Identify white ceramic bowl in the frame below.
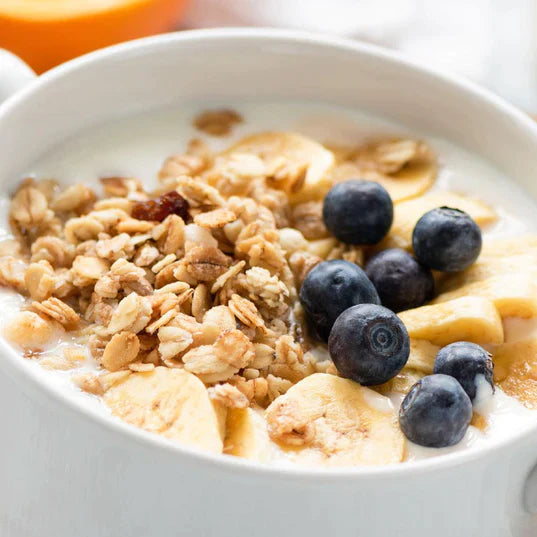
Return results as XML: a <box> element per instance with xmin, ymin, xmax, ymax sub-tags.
<box><xmin>1</xmin><ymin>29</ymin><xmax>537</xmax><ymax>537</ymax></box>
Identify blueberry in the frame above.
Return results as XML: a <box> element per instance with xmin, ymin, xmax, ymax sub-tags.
<box><xmin>433</xmin><ymin>341</ymin><xmax>494</xmax><ymax>402</ymax></box>
<box><xmin>299</xmin><ymin>260</ymin><xmax>380</xmax><ymax>341</ymax></box>
<box><xmin>399</xmin><ymin>374</ymin><xmax>472</xmax><ymax>448</ymax></box>
<box><xmin>412</xmin><ymin>207</ymin><xmax>482</xmax><ymax>272</ymax></box>
<box><xmin>365</xmin><ymin>248</ymin><xmax>434</xmax><ymax>312</ymax></box>
<box><xmin>328</xmin><ymin>303</ymin><xmax>410</xmax><ymax>385</ymax></box>
<box><xmin>322</xmin><ymin>180</ymin><xmax>393</xmax><ymax>245</ymax></box>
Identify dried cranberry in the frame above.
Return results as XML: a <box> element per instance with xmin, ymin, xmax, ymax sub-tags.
<box><xmin>132</xmin><ymin>191</ymin><xmax>190</xmax><ymax>222</ymax></box>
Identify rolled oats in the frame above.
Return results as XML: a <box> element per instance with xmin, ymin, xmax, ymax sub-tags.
<box><xmin>228</xmin><ymin>293</ymin><xmax>267</xmax><ymax>333</ymax></box>
<box><xmin>32</xmin><ymin>297</ymin><xmax>79</xmax><ymax>329</ymax></box>
<box><xmin>24</xmin><ymin>260</ymin><xmax>56</xmax><ymax>301</ymax></box>
<box><xmin>107</xmin><ymin>293</ymin><xmax>152</xmax><ymax>334</ymax></box>
<box><xmin>101</xmin><ymin>331</ymin><xmax>140</xmax><ymax>371</ymax></box>
<box><xmin>194</xmin><ymin>208</ymin><xmax>237</xmax><ymax>229</ymax></box>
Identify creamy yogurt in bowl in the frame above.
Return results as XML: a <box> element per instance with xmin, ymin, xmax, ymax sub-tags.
<box><xmin>1</xmin><ymin>99</ymin><xmax>537</xmax><ymax>466</ymax></box>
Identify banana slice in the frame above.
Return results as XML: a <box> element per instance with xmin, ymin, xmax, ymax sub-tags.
<box><xmin>375</xmin><ymin>367</ymin><xmax>425</xmax><ymax>396</ymax></box>
<box><xmin>104</xmin><ymin>367</ymin><xmax>224</xmax><ymax>454</ymax></box>
<box><xmin>224</xmin><ymin>407</ymin><xmax>274</xmax><ymax>463</ymax></box>
<box><xmin>440</xmin><ymin>254</ymin><xmax>537</xmax><ymax>293</ymax></box>
<box><xmin>405</xmin><ymin>339</ymin><xmax>440</xmax><ymax>374</ymax></box>
<box><xmin>264</xmin><ymin>373</ymin><xmax>404</xmax><ymax>467</ymax></box>
<box><xmin>398</xmin><ymin>296</ymin><xmax>504</xmax><ymax>346</ymax></box>
<box><xmin>480</xmin><ymin>235</ymin><xmax>537</xmax><ymax>258</ymax></box>
<box><xmin>433</xmin><ymin>274</ymin><xmax>537</xmax><ymax>319</ymax></box>
<box><xmin>379</xmin><ymin>191</ymin><xmax>497</xmax><ymax>251</ymax></box>
<box><xmin>222</xmin><ymin>132</ymin><xmax>335</xmax><ymax>203</ymax></box>
<box><xmin>494</xmin><ymin>338</ymin><xmax>537</xmax><ymax>409</ymax></box>
<box><xmin>331</xmin><ymin>139</ymin><xmax>437</xmax><ymax>203</ymax></box>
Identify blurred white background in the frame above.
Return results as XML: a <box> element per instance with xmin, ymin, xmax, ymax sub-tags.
<box><xmin>184</xmin><ymin>0</ymin><xmax>537</xmax><ymax>112</ymax></box>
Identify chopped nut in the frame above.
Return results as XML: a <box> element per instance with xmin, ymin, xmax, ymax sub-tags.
<box><xmin>184</xmin><ymin>246</ymin><xmax>230</xmax><ymax>281</ymax></box>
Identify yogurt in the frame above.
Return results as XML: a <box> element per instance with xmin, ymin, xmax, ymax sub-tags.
<box><xmin>2</xmin><ymin>99</ymin><xmax>536</xmax><ymax>462</ymax></box>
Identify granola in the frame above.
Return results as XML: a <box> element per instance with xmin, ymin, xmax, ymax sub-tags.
<box><xmin>7</xmin><ymin>118</ymin><xmax>509</xmax><ymax>467</ymax></box>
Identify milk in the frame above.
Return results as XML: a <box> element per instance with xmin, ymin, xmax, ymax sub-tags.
<box><xmin>2</xmin><ymin>99</ymin><xmax>536</xmax><ymax>462</ymax></box>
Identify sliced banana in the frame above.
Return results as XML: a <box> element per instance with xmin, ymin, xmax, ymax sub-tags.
<box><xmin>224</xmin><ymin>407</ymin><xmax>274</xmax><ymax>463</ymax></box>
<box><xmin>375</xmin><ymin>367</ymin><xmax>425</xmax><ymax>396</ymax></box>
<box><xmin>222</xmin><ymin>132</ymin><xmax>335</xmax><ymax>202</ymax></box>
<box><xmin>494</xmin><ymin>338</ymin><xmax>537</xmax><ymax>409</ymax></box>
<box><xmin>439</xmin><ymin>254</ymin><xmax>537</xmax><ymax>293</ymax></box>
<box><xmin>433</xmin><ymin>274</ymin><xmax>537</xmax><ymax>319</ymax></box>
<box><xmin>264</xmin><ymin>373</ymin><xmax>404</xmax><ymax>467</ymax></box>
<box><xmin>480</xmin><ymin>235</ymin><xmax>537</xmax><ymax>258</ymax></box>
<box><xmin>104</xmin><ymin>366</ymin><xmax>224</xmax><ymax>454</ymax></box>
<box><xmin>405</xmin><ymin>339</ymin><xmax>440</xmax><ymax>374</ymax></box>
<box><xmin>379</xmin><ymin>191</ymin><xmax>497</xmax><ymax>251</ymax></box>
<box><xmin>331</xmin><ymin>139</ymin><xmax>437</xmax><ymax>203</ymax></box>
<box><xmin>398</xmin><ymin>296</ymin><xmax>504</xmax><ymax>346</ymax></box>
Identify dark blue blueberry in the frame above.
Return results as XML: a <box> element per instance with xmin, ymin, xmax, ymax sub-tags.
<box><xmin>328</xmin><ymin>303</ymin><xmax>410</xmax><ymax>385</ymax></box>
<box><xmin>412</xmin><ymin>207</ymin><xmax>482</xmax><ymax>272</ymax></box>
<box><xmin>365</xmin><ymin>248</ymin><xmax>434</xmax><ymax>312</ymax></box>
<box><xmin>399</xmin><ymin>374</ymin><xmax>472</xmax><ymax>448</ymax></box>
<box><xmin>433</xmin><ymin>341</ymin><xmax>494</xmax><ymax>402</ymax></box>
<box><xmin>322</xmin><ymin>180</ymin><xmax>393</xmax><ymax>245</ymax></box>
<box><xmin>299</xmin><ymin>260</ymin><xmax>380</xmax><ymax>341</ymax></box>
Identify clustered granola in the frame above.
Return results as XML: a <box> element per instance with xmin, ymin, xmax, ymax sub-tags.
<box><xmin>0</xmin><ymin>124</ymin><xmax>434</xmax><ymax>415</ymax></box>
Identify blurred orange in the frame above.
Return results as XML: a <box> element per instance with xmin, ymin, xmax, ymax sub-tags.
<box><xmin>0</xmin><ymin>0</ymin><xmax>189</xmax><ymax>73</ymax></box>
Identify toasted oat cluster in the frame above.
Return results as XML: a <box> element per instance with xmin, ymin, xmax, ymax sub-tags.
<box><xmin>6</xmin><ymin>122</ymin><xmax>533</xmax><ymax>465</ymax></box>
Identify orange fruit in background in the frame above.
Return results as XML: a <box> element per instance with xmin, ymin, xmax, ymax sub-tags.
<box><xmin>0</xmin><ymin>0</ymin><xmax>189</xmax><ymax>73</ymax></box>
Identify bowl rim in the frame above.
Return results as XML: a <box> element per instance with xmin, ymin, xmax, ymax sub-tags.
<box><xmin>2</xmin><ymin>26</ymin><xmax>537</xmax><ymax>479</ymax></box>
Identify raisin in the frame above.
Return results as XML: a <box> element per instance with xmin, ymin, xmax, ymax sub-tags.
<box><xmin>132</xmin><ymin>191</ymin><xmax>190</xmax><ymax>222</ymax></box>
